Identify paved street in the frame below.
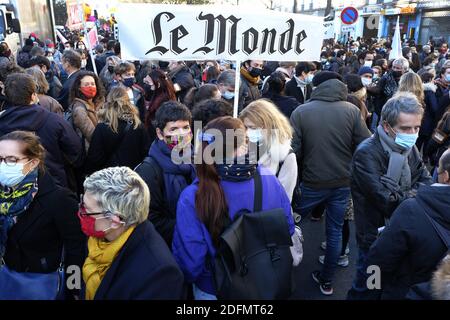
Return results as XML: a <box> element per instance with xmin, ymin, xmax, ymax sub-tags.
<box><xmin>291</xmin><ymin>217</ymin><xmax>358</xmax><ymax>300</ymax></box>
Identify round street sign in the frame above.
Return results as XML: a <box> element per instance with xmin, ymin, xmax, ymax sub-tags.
<box><xmin>341</xmin><ymin>7</ymin><xmax>359</xmax><ymax>25</ymax></box>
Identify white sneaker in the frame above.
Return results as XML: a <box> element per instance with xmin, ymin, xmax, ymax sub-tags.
<box><xmin>320</xmin><ymin>241</ymin><xmax>350</xmax><ymax>255</ymax></box>
<box><xmin>319</xmin><ymin>254</ymin><xmax>349</xmax><ymax>267</ymax></box>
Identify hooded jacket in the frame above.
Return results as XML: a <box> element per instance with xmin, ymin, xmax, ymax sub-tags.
<box><xmin>0</xmin><ymin>104</ymin><xmax>83</xmax><ymax>187</ymax></box>
<box><xmin>290</xmin><ymin>79</ymin><xmax>371</xmax><ymax>189</ymax></box>
<box><xmin>364</xmin><ymin>184</ymin><xmax>450</xmax><ymax>300</ymax></box>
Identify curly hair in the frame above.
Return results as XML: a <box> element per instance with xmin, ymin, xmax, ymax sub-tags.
<box><xmin>69</xmin><ymin>70</ymin><xmax>105</xmax><ymax>106</ymax></box>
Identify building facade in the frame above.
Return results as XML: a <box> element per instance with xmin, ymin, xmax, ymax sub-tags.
<box><xmin>295</xmin><ymin>0</ymin><xmax>450</xmax><ymax>45</ymax></box>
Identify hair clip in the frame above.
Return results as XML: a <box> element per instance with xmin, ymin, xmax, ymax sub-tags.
<box><xmin>199</xmin><ymin>132</ymin><xmax>215</xmax><ymax>144</ymax></box>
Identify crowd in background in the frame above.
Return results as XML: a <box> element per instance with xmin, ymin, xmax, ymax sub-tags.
<box><xmin>0</xmin><ymin>29</ymin><xmax>449</xmax><ymax>300</ymax></box>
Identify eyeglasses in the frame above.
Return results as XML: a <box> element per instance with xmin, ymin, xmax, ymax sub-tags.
<box><xmin>78</xmin><ymin>194</ymin><xmax>113</xmax><ymax>217</ymax></box>
<box><xmin>0</xmin><ymin>156</ymin><xmax>29</xmax><ymax>166</ymax></box>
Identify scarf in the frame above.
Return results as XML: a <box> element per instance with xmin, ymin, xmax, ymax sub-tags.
<box><xmin>294</xmin><ymin>76</ymin><xmax>307</xmax><ymax>100</ymax></box>
<box><xmin>0</xmin><ymin>169</ymin><xmax>39</xmax><ymax>258</ymax></box>
<box><xmin>240</xmin><ymin>67</ymin><xmax>260</xmax><ymax>85</ymax></box>
<box><xmin>258</xmin><ymin>139</ymin><xmax>292</xmax><ymax>175</ymax></box>
<box><xmin>83</xmin><ymin>226</ymin><xmax>135</xmax><ymax>300</ymax></box>
<box><xmin>215</xmin><ymin>154</ymin><xmax>257</xmax><ymax>182</ymax></box>
<box><xmin>149</xmin><ymin>140</ymin><xmax>195</xmax><ymax>214</ymax></box>
<box><xmin>383</xmin><ymin>72</ymin><xmax>399</xmax><ymax>99</ymax></box>
<box><xmin>377</xmin><ymin>125</ymin><xmax>412</xmax><ymax>191</ymax></box>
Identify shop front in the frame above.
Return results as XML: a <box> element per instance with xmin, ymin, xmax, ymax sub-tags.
<box><xmin>381</xmin><ymin>6</ymin><xmax>419</xmax><ymax>42</ymax></box>
<box><xmin>417</xmin><ymin>1</ymin><xmax>450</xmax><ymax>46</ymax></box>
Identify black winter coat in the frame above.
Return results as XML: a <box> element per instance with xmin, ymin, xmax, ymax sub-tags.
<box><xmin>351</xmin><ymin>131</ymin><xmax>432</xmax><ymax>251</ymax></box>
<box><xmin>364</xmin><ymin>184</ymin><xmax>450</xmax><ymax>300</ymax></box>
<box><xmin>134</xmin><ymin>157</ymin><xmax>174</xmax><ymax>245</ymax></box>
<box><xmin>4</xmin><ymin>171</ymin><xmax>86</xmax><ymax>296</ymax></box>
<box><xmin>84</xmin><ymin>120</ymin><xmax>150</xmax><ymax>175</ymax></box>
<box><xmin>86</xmin><ymin>221</ymin><xmax>185</xmax><ymax>300</ymax></box>
<box><xmin>262</xmin><ymin>93</ymin><xmax>299</xmax><ymax>119</ymax></box>
<box><xmin>239</xmin><ymin>75</ymin><xmax>261</xmax><ymax>110</ymax></box>
<box><xmin>0</xmin><ymin>104</ymin><xmax>84</xmax><ymax>188</ymax></box>
<box><xmin>284</xmin><ymin>78</ymin><xmax>312</xmax><ymax>105</ymax></box>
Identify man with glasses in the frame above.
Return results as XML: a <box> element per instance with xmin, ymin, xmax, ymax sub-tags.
<box><xmin>357</xmin><ymin>148</ymin><xmax>450</xmax><ymax>300</ymax></box>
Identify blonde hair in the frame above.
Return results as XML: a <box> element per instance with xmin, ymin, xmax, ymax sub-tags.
<box><xmin>239</xmin><ymin>99</ymin><xmax>293</xmax><ymax>150</ymax></box>
<box><xmin>83</xmin><ymin>166</ymin><xmax>150</xmax><ymax>226</ymax></box>
<box><xmin>431</xmin><ymin>254</ymin><xmax>450</xmax><ymax>300</ymax></box>
<box><xmin>98</xmin><ymin>86</ymin><xmax>141</xmax><ymax>133</ymax></box>
<box><xmin>398</xmin><ymin>72</ymin><xmax>425</xmax><ymax>106</ymax></box>
<box><xmin>25</xmin><ymin>67</ymin><xmax>49</xmax><ymax>94</ymax></box>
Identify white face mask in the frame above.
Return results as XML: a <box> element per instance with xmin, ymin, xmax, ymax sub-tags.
<box><xmin>0</xmin><ymin>161</ymin><xmax>31</xmax><ymax>187</ymax></box>
<box><xmin>247</xmin><ymin>128</ymin><xmax>263</xmax><ymax>144</ymax></box>
<box><xmin>364</xmin><ymin>60</ymin><xmax>373</xmax><ymax>67</ymax></box>
<box><xmin>361</xmin><ymin>77</ymin><xmax>372</xmax><ymax>87</ymax></box>
<box><xmin>222</xmin><ymin>91</ymin><xmax>234</xmax><ymax>100</ymax></box>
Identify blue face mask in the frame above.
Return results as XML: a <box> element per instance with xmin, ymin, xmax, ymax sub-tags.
<box><xmin>0</xmin><ymin>161</ymin><xmax>30</xmax><ymax>187</ymax></box>
<box><xmin>394</xmin><ymin>132</ymin><xmax>419</xmax><ymax>149</ymax></box>
<box><xmin>123</xmin><ymin>77</ymin><xmax>135</xmax><ymax>88</ymax></box>
<box><xmin>247</xmin><ymin>128</ymin><xmax>263</xmax><ymax>144</ymax></box>
<box><xmin>222</xmin><ymin>91</ymin><xmax>234</xmax><ymax>100</ymax></box>
<box><xmin>305</xmin><ymin>74</ymin><xmax>314</xmax><ymax>84</ymax></box>
<box><xmin>445</xmin><ymin>74</ymin><xmax>450</xmax><ymax>82</ymax></box>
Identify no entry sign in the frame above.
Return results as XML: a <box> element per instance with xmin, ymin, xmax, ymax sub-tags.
<box><xmin>341</xmin><ymin>7</ymin><xmax>358</xmax><ymax>25</ymax></box>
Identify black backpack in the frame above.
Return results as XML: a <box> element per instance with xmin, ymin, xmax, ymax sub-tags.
<box><xmin>211</xmin><ymin>170</ymin><xmax>293</xmax><ymax>300</ymax></box>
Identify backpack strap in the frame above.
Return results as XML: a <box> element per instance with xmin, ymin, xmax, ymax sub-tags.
<box><xmin>421</xmin><ymin>206</ymin><xmax>450</xmax><ymax>257</ymax></box>
<box><xmin>253</xmin><ymin>169</ymin><xmax>263</xmax><ymax>212</ymax></box>
<box><xmin>276</xmin><ymin>150</ymin><xmax>294</xmax><ymax>177</ymax></box>
<box><xmin>143</xmin><ymin>155</ymin><xmax>165</xmax><ymax>196</ymax></box>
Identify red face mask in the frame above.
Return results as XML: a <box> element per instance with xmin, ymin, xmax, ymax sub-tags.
<box><xmin>77</xmin><ymin>208</ymin><xmax>108</xmax><ymax>238</ymax></box>
<box><xmin>80</xmin><ymin>86</ymin><xmax>97</xmax><ymax>99</ymax></box>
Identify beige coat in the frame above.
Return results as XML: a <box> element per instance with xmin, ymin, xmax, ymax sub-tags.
<box><xmin>71</xmin><ymin>98</ymin><xmax>100</xmax><ymax>152</ymax></box>
<box><xmin>38</xmin><ymin>94</ymin><xmax>64</xmax><ymax>116</ymax></box>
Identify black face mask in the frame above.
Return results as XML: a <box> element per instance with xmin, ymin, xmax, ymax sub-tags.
<box><xmin>392</xmin><ymin>70</ymin><xmax>403</xmax><ymax>78</ymax></box>
<box><xmin>107</xmin><ymin>65</ymin><xmax>114</xmax><ymax>74</ymax></box>
<box><xmin>45</xmin><ymin>70</ymin><xmax>53</xmax><ymax>81</ymax></box>
<box><xmin>143</xmin><ymin>84</ymin><xmax>155</xmax><ymax>98</ymax></box>
<box><xmin>248</xmin><ymin>67</ymin><xmax>262</xmax><ymax>78</ymax></box>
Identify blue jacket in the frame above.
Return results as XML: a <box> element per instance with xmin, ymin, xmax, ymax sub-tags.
<box><xmin>56</xmin><ymin>70</ymin><xmax>81</xmax><ymax>111</ymax></box>
<box><xmin>172</xmin><ymin>166</ymin><xmax>295</xmax><ymax>295</ymax></box>
<box><xmin>0</xmin><ymin>104</ymin><xmax>83</xmax><ymax>188</ymax></box>
<box><xmin>87</xmin><ymin>220</ymin><xmax>185</xmax><ymax>300</ymax></box>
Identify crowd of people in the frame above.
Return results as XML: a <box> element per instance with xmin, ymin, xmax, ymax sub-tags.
<box><xmin>0</xmin><ymin>30</ymin><xmax>449</xmax><ymax>300</ymax></box>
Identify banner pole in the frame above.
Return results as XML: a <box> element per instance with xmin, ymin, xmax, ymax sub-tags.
<box><xmin>78</xmin><ymin>0</ymin><xmax>98</xmax><ymax>75</ymax></box>
<box><xmin>233</xmin><ymin>60</ymin><xmax>241</xmax><ymax>118</ymax></box>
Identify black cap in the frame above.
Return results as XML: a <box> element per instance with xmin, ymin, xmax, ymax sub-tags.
<box><xmin>312</xmin><ymin>71</ymin><xmax>343</xmax><ymax>87</ymax></box>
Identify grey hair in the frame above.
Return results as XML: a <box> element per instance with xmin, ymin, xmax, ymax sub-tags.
<box><xmin>83</xmin><ymin>167</ymin><xmax>150</xmax><ymax>226</ymax></box>
<box><xmin>381</xmin><ymin>91</ymin><xmax>424</xmax><ymax>127</ymax></box>
<box><xmin>217</xmin><ymin>69</ymin><xmax>236</xmax><ymax>87</ymax></box>
<box><xmin>393</xmin><ymin>57</ymin><xmax>410</xmax><ymax>72</ymax></box>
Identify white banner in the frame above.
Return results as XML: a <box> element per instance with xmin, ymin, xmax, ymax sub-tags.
<box><xmin>117</xmin><ymin>4</ymin><xmax>324</xmax><ymax>62</ymax></box>
<box><xmin>324</xmin><ymin>21</ymin><xmax>334</xmax><ymax>39</ymax></box>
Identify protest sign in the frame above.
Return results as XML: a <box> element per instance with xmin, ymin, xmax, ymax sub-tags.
<box><xmin>117</xmin><ymin>4</ymin><xmax>324</xmax><ymax>62</ymax></box>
